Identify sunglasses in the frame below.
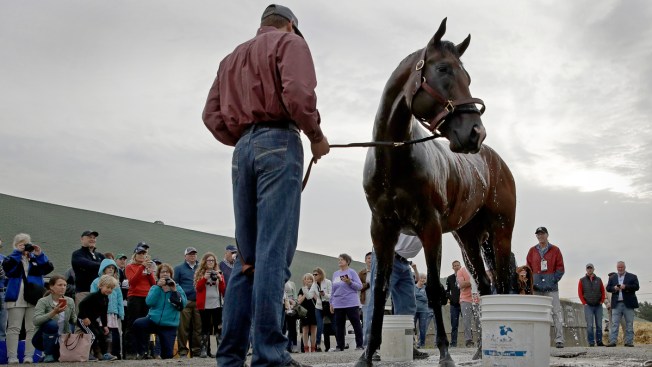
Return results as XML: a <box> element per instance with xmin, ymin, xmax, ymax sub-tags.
<box><xmin>312</xmin><ymin>273</ymin><xmax>319</xmax><ymax>276</ymax></box>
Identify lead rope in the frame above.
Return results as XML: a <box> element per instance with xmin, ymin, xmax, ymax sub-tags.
<box><xmin>301</xmin><ymin>134</ymin><xmax>439</xmax><ymax>191</ymax></box>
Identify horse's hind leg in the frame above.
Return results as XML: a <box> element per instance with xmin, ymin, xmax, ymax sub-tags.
<box><xmin>355</xmin><ymin>219</ymin><xmax>398</xmax><ymax>367</ymax></box>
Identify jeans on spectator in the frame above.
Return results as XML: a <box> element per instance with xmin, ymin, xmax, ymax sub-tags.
<box><xmin>534</xmin><ymin>290</ymin><xmax>564</xmax><ymax>344</ymax></box>
<box><xmin>583</xmin><ymin>304</ymin><xmax>603</xmax><ymax>345</ymax></box>
<box><xmin>132</xmin><ymin>317</ymin><xmax>177</xmax><ymax>359</ymax></box>
<box><xmin>449</xmin><ymin>303</ymin><xmax>461</xmax><ymax>346</ymax></box>
<box><xmin>364</xmin><ymin>251</ymin><xmax>417</xmax><ymax>343</ymax></box>
<box><xmin>0</xmin><ymin>290</ymin><xmax>7</xmax><ymax>341</ymax></box>
<box><xmin>31</xmin><ymin>319</ymin><xmax>59</xmax><ymax>357</ymax></box>
<box><xmin>314</xmin><ymin>307</ymin><xmax>324</xmax><ymax>347</ymax></box>
<box><xmin>216</xmin><ymin>125</ymin><xmax>303</xmax><ymax>367</ymax></box>
<box><xmin>334</xmin><ymin>306</ymin><xmax>363</xmax><ymax>350</ymax></box>
<box><xmin>461</xmin><ymin>302</ymin><xmax>480</xmax><ymax>343</ymax></box>
<box><xmin>360</xmin><ymin>302</ymin><xmax>370</xmax><ymax>347</ymax></box>
<box><xmin>414</xmin><ymin>311</ymin><xmax>430</xmax><ymax>347</ymax></box>
<box><xmin>609</xmin><ymin>301</ymin><xmax>634</xmax><ymax>345</ymax></box>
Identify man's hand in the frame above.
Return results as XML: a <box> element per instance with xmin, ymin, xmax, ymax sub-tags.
<box><xmin>310</xmin><ymin>136</ymin><xmax>330</xmax><ymax>161</ymax></box>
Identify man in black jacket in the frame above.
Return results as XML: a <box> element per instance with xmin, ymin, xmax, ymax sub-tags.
<box><xmin>71</xmin><ymin>230</ymin><xmax>105</xmax><ymax>307</ymax></box>
<box><xmin>445</xmin><ymin>260</ymin><xmax>462</xmax><ymax>347</ymax></box>
<box><xmin>605</xmin><ymin>261</ymin><xmax>639</xmax><ymax>347</ymax></box>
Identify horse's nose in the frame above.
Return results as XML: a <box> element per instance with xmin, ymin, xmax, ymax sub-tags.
<box><xmin>470</xmin><ymin>124</ymin><xmax>486</xmax><ymax>148</ymax></box>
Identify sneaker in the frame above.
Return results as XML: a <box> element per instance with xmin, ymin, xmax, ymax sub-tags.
<box><xmin>291</xmin><ymin>345</ymin><xmax>300</xmax><ymax>353</ymax></box>
<box><xmin>7</xmin><ymin>357</ymin><xmax>19</xmax><ymax>364</ymax></box>
<box><xmin>355</xmin><ymin>346</ymin><xmax>365</xmax><ymax>350</ymax></box>
<box><xmin>555</xmin><ymin>342</ymin><xmax>564</xmax><ymax>348</ymax></box>
<box><xmin>413</xmin><ymin>348</ymin><xmax>429</xmax><ymax>360</ymax></box>
<box><xmin>43</xmin><ymin>355</ymin><xmax>56</xmax><ymax>363</ymax></box>
<box><xmin>88</xmin><ymin>354</ymin><xmax>98</xmax><ymax>361</ymax></box>
<box><xmin>372</xmin><ymin>352</ymin><xmax>381</xmax><ymax>361</ymax></box>
<box><xmin>103</xmin><ymin>353</ymin><xmax>118</xmax><ymax>361</ymax></box>
<box><xmin>23</xmin><ymin>357</ymin><xmax>33</xmax><ymax>364</ymax></box>
<box><xmin>281</xmin><ymin>359</ymin><xmax>312</xmax><ymax>367</ymax></box>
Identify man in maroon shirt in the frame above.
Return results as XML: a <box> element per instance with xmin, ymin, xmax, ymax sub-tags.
<box><xmin>203</xmin><ymin>4</ymin><xmax>328</xmax><ymax>367</ymax></box>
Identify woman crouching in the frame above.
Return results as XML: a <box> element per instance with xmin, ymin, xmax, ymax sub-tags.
<box><xmin>32</xmin><ymin>275</ymin><xmax>77</xmax><ymax>362</ymax></box>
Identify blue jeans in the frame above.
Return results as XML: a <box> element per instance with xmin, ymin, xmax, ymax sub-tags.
<box><xmin>0</xmin><ymin>290</ymin><xmax>6</xmax><ymax>341</ymax></box>
<box><xmin>133</xmin><ymin>317</ymin><xmax>177</xmax><ymax>359</ymax></box>
<box><xmin>315</xmin><ymin>308</ymin><xmax>323</xmax><ymax>346</ymax></box>
<box><xmin>364</xmin><ymin>251</ymin><xmax>417</xmax><ymax>343</ymax></box>
<box><xmin>216</xmin><ymin>125</ymin><xmax>303</xmax><ymax>367</ymax></box>
<box><xmin>414</xmin><ymin>311</ymin><xmax>430</xmax><ymax>347</ymax></box>
<box><xmin>609</xmin><ymin>302</ymin><xmax>634</xmax><ymax>345</ymax></box>
<box><xmin>360</xmin><ymin>302</ymin><xmax>371</xmax><ymax>347</ymax></box>
<box><xmin>31</xmin><ymin>319</ymin><xmax>59</xmax><ymax>356</ymax></box>
<box><xmin>449</xmin><ymin>303</ymin><xmax>461</xmax><ymax>346</ymax></box>
<box><xmin>583</xmin><ymin>304</ymin><xmax>603</xmax><ymax>345</ymax></box>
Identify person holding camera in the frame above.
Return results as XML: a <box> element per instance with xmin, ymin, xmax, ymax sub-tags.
<box><xmin>606</xmin><ymin>261</ymin><xmax>639</xmax><ymax>347</ymax></box>
<box><xmin>330</xmin><ymin>253</ymin><xmax>363</xmax><ymax>352</ymax></box>
<box><xmin>3</xmin><ymin>233</ymin><xmax>54</xmax><ymax>363</ymax></box>
<box><xmin>32</xmin><ymin>275</ymin><xmax>77</xmax><ymax>362</ymax></box>
<box><xmin>133</xmin><ymin>264</ymin><xmax>187</xmax><ymax>359</ymax></box>
<box><xmin>194</xmin><ymin>252</ymin><xmax>225</xmax><ymax>358</ymax></box>
<box><xmin>124</xmin><ymin>243</ymin><xmax>156</xmax><ymax>359</ymax></box>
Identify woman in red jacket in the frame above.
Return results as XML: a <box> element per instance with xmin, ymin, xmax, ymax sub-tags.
<box><xmin>194</xmin><ymin>252</ymin><xmax>226</xmax><ymax>358</ymax></box>
<box><xmin>124</xmin><ymin>244</ymin><xmax>156</xmax><ymax>359</ymax></box>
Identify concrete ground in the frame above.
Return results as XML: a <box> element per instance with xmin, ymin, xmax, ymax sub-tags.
<box><xmin>46</xmin><ymin>344</ymin><xmax>651</xmax><ymax>367</ymax></box>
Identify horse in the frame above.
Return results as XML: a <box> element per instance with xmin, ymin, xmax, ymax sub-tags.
<box><xmin>358</xmin><ymin>18</ymin><xmax>516</xmax><ymax>367</ymax></box>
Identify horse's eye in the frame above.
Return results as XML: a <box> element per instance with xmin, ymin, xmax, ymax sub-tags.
<box><xmin>436</xmin><ymin>65</ymin><xmax>450</xmax><ymax>74</ymax></box>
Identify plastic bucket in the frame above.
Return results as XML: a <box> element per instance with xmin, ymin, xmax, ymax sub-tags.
<box><xmin>481</xmin><ymin>295</ymin><xmax>552</xmax><ymax>367</ymax></box>
<box><xmin>380</xmin><ymin>315</ymin><xmax>414</xmax><ymax>362</ymax></box>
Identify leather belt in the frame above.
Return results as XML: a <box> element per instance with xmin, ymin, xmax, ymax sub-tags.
<box><xmin>394</xmin><ymin>253</ymin><xmax>409</xmax><ymax>263</ymax></box>
<box><xmin>245</xmin><ymin>120</ymin><xmax>299</xmax><ymax>134</ymax></box>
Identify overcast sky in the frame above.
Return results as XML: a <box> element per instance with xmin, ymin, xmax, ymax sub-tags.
<box><xmin>1</xmin><ymin>1</ymin><xmax>651</xmax><ymax>303</ymax></box>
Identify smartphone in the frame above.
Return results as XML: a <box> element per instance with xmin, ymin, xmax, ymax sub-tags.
<box><xmin>58</xmin><ymin>298</ymin><xmax>67</xmax><ymax>308</ymax></box>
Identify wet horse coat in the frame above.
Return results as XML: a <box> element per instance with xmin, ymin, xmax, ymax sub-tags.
<box><xmin>358</xmin><ymin>19</ymin><xmax>516</xmax><ymax>367</ymax></box>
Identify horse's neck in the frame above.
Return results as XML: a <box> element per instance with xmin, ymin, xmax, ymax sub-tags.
<box><xmin>373</xmin><ymin>94</ymin><xmax>414</xmax><ymax>143</ymax></box>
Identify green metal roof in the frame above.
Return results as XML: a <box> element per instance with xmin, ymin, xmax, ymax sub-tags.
<box><xmin>0</xmin><ymin>193</ymin><xmax>363</xmax><ymax>285</ymax></box>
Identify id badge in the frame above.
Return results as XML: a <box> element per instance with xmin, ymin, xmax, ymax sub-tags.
<box><xmin>541</xmin><ymin>259</ymin><xmax>548</xmax><ymax>272</ymax></box>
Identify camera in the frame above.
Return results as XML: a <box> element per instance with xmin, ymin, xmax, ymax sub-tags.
<box><xmin>210</xmin><ymin>271</ymin><xmax>218</xmax><ymax>281</ymax></box>
<box><xmin>165</xmin><ymin>278</ymin><xmax>175</xmax><ymax>286</ymax></box>
<box><xmin>24</xmin><ymin>243</ymin><xmax>35</xmax><ymax>252</ymax></box>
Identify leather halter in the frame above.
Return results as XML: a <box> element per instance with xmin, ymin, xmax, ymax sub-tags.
<box><xmin>411</xmin><ymin>48</ymin><xmax>486</xmax><ymax>133</ymax></box>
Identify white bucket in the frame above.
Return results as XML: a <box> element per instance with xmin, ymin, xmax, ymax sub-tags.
<box><xmin>380</xmin><ymin>315</ymin><xmax>414</xmax><ymax>362</ymax></box>
<box><xmin>481</xmin><ymin>295</ymin><xmax>552</xmax><ymax>367</ymax></box>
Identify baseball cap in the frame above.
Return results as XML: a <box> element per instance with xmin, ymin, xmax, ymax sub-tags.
<box><xmin>133</xmin><ymin>246</ymin><xmax>147</xmax><ymax>254</ymax></box>
<box><xmin>81</xmin><ymin>230</ymin><xmax>99</xmax><ymax>237</ymax></box>
<box><xmin>153</xmin><ymin>258</ymin><xmax>162</xmax><ymax>265</ymax></box>
<box><xmin>534</xmin><ymin>227</ymin><xmax>548</xmax><ymax>234</ymax></box>
<box><xmin>184</xmin><ymin>247</ymin><xmax>198</xmax><ymax>255</ymax></box>
<box><xmin>226</xmin><ymin>245</ymin><xmax>238</xmax><ymax>253</ymax></box>
<box><xmin>586</xmin><ymin>263</ymin><xmax>594</xmax><ymax>269</ymax></box>
<box><xmin>261</xmin><ymin>4</ymin><xmax>303</xmax><ymax>38</ymax></box>
<box><xmin>116</xmin><ymin>253</ymin><xmax>127</xmax><ymax>260</ymax></box>
<box><xmin>137</xmin><ymin>241</ymin><xmax>150</xmax><ymax>249</ymax></box>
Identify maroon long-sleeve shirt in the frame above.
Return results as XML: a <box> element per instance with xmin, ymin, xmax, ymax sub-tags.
<box><xmin>203</xmin><ymin>26</ymin><xmax>324</xmax><ymax>146</ymax></box>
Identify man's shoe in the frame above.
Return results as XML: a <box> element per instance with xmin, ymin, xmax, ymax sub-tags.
<box><xmin>282</xmin><ymin>359</ymin><xmax>312</xmax><ymax>367</ymax></box>
<box><xmin>372</xmin><ymin>352</ymin><xmax>381</xmax><ymax>361</ymax></box>
<box><xmin>589</xmin><ymin>343</ymin><xmax>595</xmax><ymax>347</ymax></box>
<box><xmin>315</xmin><ymin>346</ymin><xmax>322</xmax><ymax>352</ymax></box>
<box><xmin>606</xmin><ymin>343</ymin><xmax>616</xmax><ymax>347</ymax></box>
<box><xmin>555</xmin><ymin>342</ymin><xmax>564</xmax><ymax>348</ymax></box>
<box><xmin>413</xmin><ymin>348</ymin><xmax>429</xmax><ymax>360</ymax></box>
<box><xmin>624</xmin><ymin>343</ymin><xmax>634</xmax><ymax>347</ymax></box>
<box><xmin>596</xmin><ymin>342</ymin><xmax>605</xmax><ymax>347</ymax></box>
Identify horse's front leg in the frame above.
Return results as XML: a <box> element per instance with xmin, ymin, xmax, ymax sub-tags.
<box><xmin>421</xmin><ymin>223</ymin><xmax>455</xmax><ymax>367</ymax></box>
<box><xmin>355</xmin><ymin>219</ymin><xmax>398</xmax><ymax>367</ymax></box>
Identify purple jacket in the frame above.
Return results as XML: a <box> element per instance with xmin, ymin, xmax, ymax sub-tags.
<box><xmin>331</xmin><ymin>268</ymin><xmax>362</xmax><ymax>309</ymax></box>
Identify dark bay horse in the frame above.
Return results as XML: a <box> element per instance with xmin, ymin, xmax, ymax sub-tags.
<box><xmin>358</xmin><ymin>19</ymin><xmax>516</xmax><ymax>367</ymax></box>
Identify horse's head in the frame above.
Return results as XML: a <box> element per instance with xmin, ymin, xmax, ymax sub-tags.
<box><xmin>406</xmin><ymin>18</ymin><xmax>486</xmax><ymax>154</ymax></box>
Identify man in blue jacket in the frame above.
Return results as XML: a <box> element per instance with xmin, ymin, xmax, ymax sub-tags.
<box><xmin>605</xmin><ymin>261</ymin><xmax>639</xmax><ymax>347</ymax></box>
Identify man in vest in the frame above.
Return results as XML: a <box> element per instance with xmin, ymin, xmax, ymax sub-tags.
<box><xmin>577</xmin><ymin>263</ymin><xmax>605</xmax><ymax>346</ymax></box>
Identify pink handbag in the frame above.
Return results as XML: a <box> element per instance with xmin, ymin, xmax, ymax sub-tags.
<box><xmin>58</xmin><ymin>332</ymin><xmax>95</xmax><ymax>362</ymax></box>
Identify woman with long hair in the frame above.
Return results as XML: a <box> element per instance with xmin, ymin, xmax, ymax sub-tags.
<box><xmin>194</xmin><ymin>252</ymin><xmax>225</xmax><ymax>358</ymax></box>
<box><xmin>311</xmin><ymin>267</ymin><xmax>333</xmax><ymax>352</ymax></box>
<box><xmin>2</xmin><ymin>233</ymin><xmax>54</xmax><ymax>363</ymax></box>
<box><xmin>123</xmin><ymin>244</ymin><xmax>156</xmax><ymax>359</ymax></box>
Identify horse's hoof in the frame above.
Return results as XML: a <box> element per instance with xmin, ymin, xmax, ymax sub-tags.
<box><xmin>354</xmin><ymin>356</ymin><xmax>373</xmax><ymax>367</ymax></box>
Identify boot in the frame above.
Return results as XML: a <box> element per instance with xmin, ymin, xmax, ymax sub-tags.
<box><xmin>199</xmin><ymin>335</ymin><xmax>208</xmax><ymax>358</ymax></box>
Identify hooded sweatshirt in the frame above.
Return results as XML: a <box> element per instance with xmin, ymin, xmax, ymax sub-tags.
<box><xmin>90</xmin><ymin>259</ymin><xmax>125</xmax><ymax>320</ymax></box>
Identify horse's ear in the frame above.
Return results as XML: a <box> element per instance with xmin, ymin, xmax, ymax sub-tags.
<box><xmin>456</xmin><ymin>34</ymin><xmax>471</xmax><ymax>57</ymax></box>
<box><xmin>432</xmin><ymin>17</ymin><xmax>447</xmax><ymax>46</ymax></box>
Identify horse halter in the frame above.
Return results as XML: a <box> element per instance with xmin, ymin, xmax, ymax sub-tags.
<box><xmin>411</xmin><ymin>48</ymin><xmax>486</xmax><ymax>134</ymax></box>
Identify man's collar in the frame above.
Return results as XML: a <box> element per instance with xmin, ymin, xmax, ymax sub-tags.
<box><xmin>186</xmin><ymin>261</ymin><xmax>197</xmax><ymax>268</ymax></box>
